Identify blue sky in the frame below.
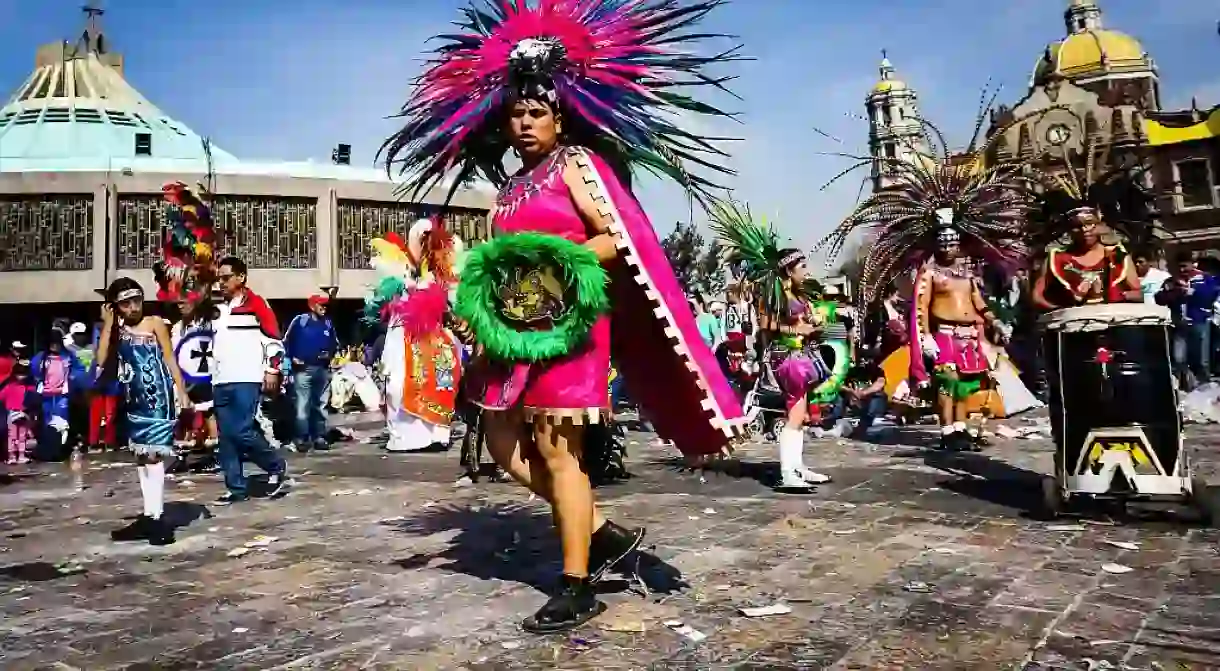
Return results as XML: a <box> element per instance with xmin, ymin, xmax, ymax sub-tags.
<box><xmin>0</xmin><ymin>0</ymin><xmax>1216</xmax><ymax>268</ymax></box>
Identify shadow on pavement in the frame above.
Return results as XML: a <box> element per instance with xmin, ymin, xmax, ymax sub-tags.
<box><xmin>920</xmin><ymin>449</ymin><xmax>1045</xmax><ymax>514</ymax></box>
<box><xmin>385</xmin><ymin>502</ymin><xmax>688</xmax><ymax>595</ymax></box>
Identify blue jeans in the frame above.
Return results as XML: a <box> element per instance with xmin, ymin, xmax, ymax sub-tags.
<box><xmin>828</xmin><ymin>392</ymin><xmax>888</xmax><ymax>434</ymax></box>
<box><xmin>292</xmin><ymin>365</ymin><xmax>331</xmax><ymax>444</ymax></box>
<box><xmin>42</xmin><ymin>394</ymin><xmax>69</xmax><ymax>427</ymax></box>
<box><xmin>1173</xmin><ymin>321</ymin><xmax>1211</xmax><ymax>389</ymax></box>
<box><xmin>214</xmin><ymin>382</ymin><xmax>286</xmax><ymax>498</ymax></box>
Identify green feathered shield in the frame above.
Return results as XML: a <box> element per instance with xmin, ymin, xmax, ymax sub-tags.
<box><xmin>455</xmin><ymin>232</ymin><xmax>609</xmax><ymax>362</ymax></box>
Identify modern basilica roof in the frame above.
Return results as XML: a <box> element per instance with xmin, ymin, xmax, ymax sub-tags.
<box><xmin>0</xmin><ymin>7</ymin><xmax>493</xmax><ymax>199</ymax></box>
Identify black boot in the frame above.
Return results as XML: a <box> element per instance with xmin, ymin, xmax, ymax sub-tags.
<box><xmin>146</xmin><ymin>517</ymin><xmax>176</xmax><ymax>546</ymax></box>
<box><xmin>588</xmin><ymin>521</ymin><xmax>645</xmax><ymax>583</ymax></box>
<box><xmin>111</xmin><ymin>515</ymin><xmax>154</xmax><ymax>542</ymax></box>
<box><xmin>521</xmin><ymin>574</ymin><xmax>606</xmax><ymax>634</ymax></box>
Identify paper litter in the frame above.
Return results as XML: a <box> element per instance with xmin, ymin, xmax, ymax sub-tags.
<box><xmin>738</xmin><ymin>603</ymin><xmax>792</xmax><ymax>618</ymax></box>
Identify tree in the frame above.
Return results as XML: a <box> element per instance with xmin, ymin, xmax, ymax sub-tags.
<box><xmin>695</xmin><ymin>239</ymin><xmax>726</xmax><ymax>297</ymax></box>
<box><xmin>661</xmin><ymin>222</ymin><xmax>706</xmax><ymax>296</ymax></box>
<box><xmin>662</xmin><ymin>223</ymin><xmax>726</xmax><ymax>298</ymax></box>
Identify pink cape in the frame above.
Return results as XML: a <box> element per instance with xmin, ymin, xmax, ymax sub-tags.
<box><xmin>574</xmin><ymin>150</ymin><xmax>746</xmax><ymax>455</ymax></box>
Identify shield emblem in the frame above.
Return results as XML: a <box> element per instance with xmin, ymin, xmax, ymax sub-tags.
<box><xmin>175</xmin><ymin>327</ymin><xmax>215</xmax><ymax>385</ymax></box>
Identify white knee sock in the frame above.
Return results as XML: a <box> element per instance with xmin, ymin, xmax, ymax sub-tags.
<box><xmin>145</xmin><ymin>462</ymin><xmax>166</xmax><ymax>519</ymax></box>
<box><xmin>778</xmin><ymin>429</ymin><xmax>804</xmax><ymax>483</ymax></box>
<box><xmin>137</xmin><ymin>465</ymin><xmax>153</xmax><ymax>517</ymax></box>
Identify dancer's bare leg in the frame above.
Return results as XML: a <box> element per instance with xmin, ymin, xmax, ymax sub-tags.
<box><xmin>483</xmin><ymin>408</ymin><xmax>606</xmax><ymax>530</ymax></box>
<box><xmin>532</xmin><ymin>417</ymin><xmax>593</xmax><ymax>578</ymax></box>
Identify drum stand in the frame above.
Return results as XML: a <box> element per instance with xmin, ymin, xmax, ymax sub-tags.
<box><xmin>1037</xmin><ymin>303</ymin><xmax>1220</xmax><ymax>526</ymax></box>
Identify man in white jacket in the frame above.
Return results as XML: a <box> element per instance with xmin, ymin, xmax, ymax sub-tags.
<box><xmin>212</xmin><ymin>256</ymin><xmax>288</xmax><ymax>504</ymax></box>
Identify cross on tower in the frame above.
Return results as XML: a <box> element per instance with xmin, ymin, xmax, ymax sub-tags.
<box><xmin>80</xmin><ymin>2</ymin><xmax>106</xmax><ymax>54</ymax></box>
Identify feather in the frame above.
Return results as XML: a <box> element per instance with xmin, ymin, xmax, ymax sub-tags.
<box><xmin>707</xmin><ymin>198</ymin><xmax>796</xmax><ymax>318</ymax></box>
<box><xmin>1023</xmin><ymin>109</ymin><xmax>1165</xmax><ymax>252</ymax></box>
<box><xmin>813</xmin><ymin>113</ymin><xmax>1039</xmax><ymax>306</ymax></box>
<box><xmin>382</xmin><ymin>283</ymin><xmax>450</xmax><ymax>340</ymax></box>
<box><xmin>379</xmin><ymin>0</ymin><xmax>744</xmax><ymax>208</ymax></box>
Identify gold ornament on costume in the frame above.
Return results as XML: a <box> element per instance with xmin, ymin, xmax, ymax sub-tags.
<box><xmin>498</xmin><ymin>265</ymin><xmax>568</xmax><ymax>324</ymax></box>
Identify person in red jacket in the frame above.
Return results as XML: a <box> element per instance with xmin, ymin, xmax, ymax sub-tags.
<box><xmin>211</xmin><ymin>256</ymin><xmax>287</xmax><ymax>504</ymax></box>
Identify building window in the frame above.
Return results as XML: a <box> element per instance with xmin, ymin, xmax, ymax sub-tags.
<box><xmin>336</xmin><ymin>200</ymin><xmax>490</xmax><ymax>269</ymax></box>
<box><xmin>881</xmin><ymin>107</ymin><xmax>891</xmax><ymax>126</ymax></box>
<box><xmin>1173</xmin><ymin>158</ymin><xmax>1216</xmax><ymax>211</ymax></box>
<box><xmin>0</xmin><ymin>195</ymin><xmax>93</xmax><ymax>271</ymax></box>
<box><xmin>884</xmin><ymin>144</ymin><xmax>896</xmax><ymax>158</ymax></box>
<box><xmin>118</xmin><ymin>194</ymin><xmax>318</xmax><ymax>269</ymax></box>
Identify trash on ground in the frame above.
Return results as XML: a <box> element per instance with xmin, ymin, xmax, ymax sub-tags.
<box><xmin>738</xmin><ymin>603</ymin><xmax>793</xmax><ymax>617</ymax></box>
<box><xmin>664</xmin><ymin>620</ymin><xmax>707</xmax><ymax>642</ymax></box>
<box><xmin>1101</xmin><ymin>563</ymin><xmax>1133</xmax><ymax>574</ymax></box>
<box><xmin>902</xmin><ymin>581</ymin><xmax>934</xmax><ymax>593</ymax></box>
<box><xmin>1104</xmin><ymin>541</ymin><xmax>1140</xmax><ymax>551</ymax></box>
<box><xmin>226</xmin><ymin>547</ymin><xmax>251</xmax><ymax>558</ymax></box>
<box><xmin>1180</xmin><ymin>382</ymin><xmax>1220</xmax><ymax>424</ymax></box>
<box><xmin>1047</xmin><ymin>524</ymin><xmax>1087</xmax><ymax>532</ymax></box>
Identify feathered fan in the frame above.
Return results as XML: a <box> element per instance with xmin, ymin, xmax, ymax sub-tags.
<box><xmin>379</xmin><ymin>0</ymin><xmax>745</xmax><ymax>207</ymax></box>
<box><xmin>1025</xmin><ymin>109</ymin><xmax>1163</xmax><ymax>252</ymax></box>
<box><xmin>707</xmin><ymin>198</ymin><xmax>800</xmax><ymax>319</ymax></box>
<box><xmin>813</xmin><ymin>96</ymin><xmax>1053</xmax><ymax>306</ymax></box>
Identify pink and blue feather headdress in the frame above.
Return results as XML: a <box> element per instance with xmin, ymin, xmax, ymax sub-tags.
<box><xmin>379</xmin><ymin>0</ymin><xmax>744</xmax><ymax>205</ymax></box>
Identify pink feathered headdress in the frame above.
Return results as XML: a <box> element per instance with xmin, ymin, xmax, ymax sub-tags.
<box><xmin>378</xmin><ymin>0</ymin><xmax>744</xmax><ymax>206</ymax></box>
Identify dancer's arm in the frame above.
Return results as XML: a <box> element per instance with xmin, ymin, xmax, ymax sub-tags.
<box><xmin>150</xmin><ymin>318</ymin><xmax>191</xmax><ymax>408</ymax></box>
<box><xmin>1119</xmin><ymin>255</ymin><xmax>1142</xmax><ymax>303</ymax></box>
<box><xmin>562</xmin><ymin>155</ymin><xmax>619</xmax><ymax>262</ymax></box>
<box><xmin>915</xmin><ymin>268</ymin><xmax>933</xmax><ymax>337</ymax></box>
<box><xmin>1031</xmin><ymin>262</ymin><xmax>1057</xmax><ymax>311</ymax></box>
<box><xmin>94</xmin><ymin>304</ymin><xmax>115</xmax><ymax>375</ymax></box>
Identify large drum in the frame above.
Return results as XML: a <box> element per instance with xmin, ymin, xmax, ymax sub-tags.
<box><xmin>1039</xmin><ymin>303</ymin><xmax>1183</xmax><ymax>496</ymax></box>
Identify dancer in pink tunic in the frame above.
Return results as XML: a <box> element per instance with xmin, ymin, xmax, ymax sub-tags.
<box><xmin>381</xmin><ymin>0</ymin><xmax>746</xmax><ymax>633</ymax></box>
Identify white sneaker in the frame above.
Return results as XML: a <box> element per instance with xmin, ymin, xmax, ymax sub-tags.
<box><xmin>777</xmin><ymin>472</ymin><xmax>814</xmax><ymax>490</ymax></box>
<box><xmin>797</xmin><ymin>468</ymin><xmax>831</xmax><ymax>484</ymax></box>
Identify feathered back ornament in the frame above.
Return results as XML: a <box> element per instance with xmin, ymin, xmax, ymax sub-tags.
<box><xmin>1026</xmin><ymin>110</ymin><xmax>1162</xmax><ymax>252</ymax></box>
<box><xmin>813</xmin><ymin>91</ymin><xmax>1049</xmax><ymax>306</ymax></box>
<box><xmin>408</xmin><ymin>216</ymin><xmax>464</xmax><ymax>283</ymax></box>
<box><xmin>155</xmin><ymin>181</ymin><xmax>217</xmax><ymax>302</ymax></box>
<box><xmin>708</xmin><ymin>199</ymin><xmax>804</xmax><ymax>319</ymax></box>
<box><xmin>379</xmin><ymin>0</ymin><xmax>745</xmax><ymax>206</ymax></box>
<box><xmin>364</xmin><ymin>234</ymin><xmax>411</xmax><ymax>326</ymax></box>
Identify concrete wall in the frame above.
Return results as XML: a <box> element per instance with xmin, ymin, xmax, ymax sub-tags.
<box><xmin>0</xmin><ymin>170</ymin><xmax>492</xmax><ymax>303</ymax></box>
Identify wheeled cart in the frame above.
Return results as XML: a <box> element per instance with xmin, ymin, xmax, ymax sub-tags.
<box><xmin>1037</xmin><ymin>304</ymin><xmax>1219</xmax><ymax>524</ymax></box>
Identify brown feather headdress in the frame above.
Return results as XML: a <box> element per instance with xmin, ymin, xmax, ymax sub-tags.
<box><xmin>814</xmin><ymin>101</ymin><xmax>1049</xmax><ymax>306</ymax></box>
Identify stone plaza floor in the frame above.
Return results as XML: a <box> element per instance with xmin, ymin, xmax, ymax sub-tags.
<box><xmin>2</xmin><ymin>414</ymin><xmax>1220</xmax><ymax>670</ymax></box>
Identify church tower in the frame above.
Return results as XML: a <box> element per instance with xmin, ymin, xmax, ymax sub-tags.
<box><xmin>866</xmin><ymin>52</ymin><xmax>929</xmax><ymax>191</ymax></box>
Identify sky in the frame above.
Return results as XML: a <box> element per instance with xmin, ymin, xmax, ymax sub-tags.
<box><xmin>0</xmin><ymin>0</ymin><xmax>1216</xmax><ymax>269</ymax></box>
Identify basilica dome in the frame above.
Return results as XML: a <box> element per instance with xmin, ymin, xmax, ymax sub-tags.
<box><xmin>1034</xmin><ymin>29</ymin><xmax>1151</xmax><ymax>82</ymax></box>
<box><xmin>1031</xmin><ymin>1</ymin><xmax>1154</xmax><ymax>85</ymax></box>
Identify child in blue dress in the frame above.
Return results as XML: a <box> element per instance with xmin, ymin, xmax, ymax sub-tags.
<box><xmin>96</xmin><ymin>278</ymin><xmax>191</xmax><ymax>546</ymax></box>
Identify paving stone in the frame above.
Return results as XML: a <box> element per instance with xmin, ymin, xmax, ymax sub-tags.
<box><xmin>1</xmin><ymin>415</ymin><xmax>1218</xmax><ymax>668</ymax></box>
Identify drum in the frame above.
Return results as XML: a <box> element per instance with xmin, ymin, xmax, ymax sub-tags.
<box><xmin>1039</xmin><ymin>303</ymin><xmax>1181</xmax><ymax>496</ymax></box>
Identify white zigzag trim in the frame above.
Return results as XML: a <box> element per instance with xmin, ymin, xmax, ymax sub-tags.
<box><xmin>571</xmin><ymin>148</ymin><xmax>746</xmax><ymax>440</ymax></box>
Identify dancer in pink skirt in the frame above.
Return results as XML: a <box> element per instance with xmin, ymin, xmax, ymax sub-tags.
<box><xmin>381</xmin><ymin>0</ymin><xmax>747</xmax><ymax>632</ymax></box>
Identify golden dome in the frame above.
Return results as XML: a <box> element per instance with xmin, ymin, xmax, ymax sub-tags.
<box><xmin>872</xmin><ymin>79</ymin><xmax>907</xmax><ymax>94</ymax></box>
<box><xmin>870</xmin><ymin>53</ymin><xmax>908</xmax><ymax>96</ymax></box>
<box><xmin>1035</xmin><ymin>28</ymin><xmax>1150</xmax><ymax>81</ymax></box>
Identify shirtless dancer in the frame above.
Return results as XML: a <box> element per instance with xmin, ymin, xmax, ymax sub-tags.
<box><xmin>914</xmin><ymin>216</ymin><xmax>1011</xmax><ymax>451</ymax></box>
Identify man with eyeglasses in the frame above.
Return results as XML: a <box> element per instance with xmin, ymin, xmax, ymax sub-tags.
<box><xmin>211</xmin><ymin>256</ymin><xmax>288</xmax><ymax>504</ymax></box>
